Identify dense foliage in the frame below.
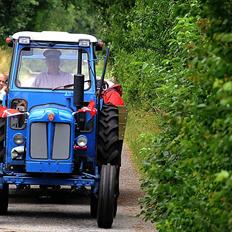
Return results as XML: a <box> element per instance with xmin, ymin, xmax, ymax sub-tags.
<box><xmin>96</xmin><ymin>0</ymin><xmax>232</xmax><ymax>231</ymax></box>
<box><xmin>0</xmin><ymin>0</ymin><xmax>98</xmax><ymax>43</ymax></box>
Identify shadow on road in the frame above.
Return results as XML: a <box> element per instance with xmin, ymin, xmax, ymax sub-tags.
<box><xmin>9</xmin><ymin>187</ymin><xmax>90</xmax><ymax>205</ymax></box>
<box><xmin>119</xmin><ymin>189</ymin><xmax>142</xmax><ymax>206</ymax></box>
<box><xmin>5</xmin><ymin>210</ymin><xmax>92</xmax><ymax>220</ymax></box>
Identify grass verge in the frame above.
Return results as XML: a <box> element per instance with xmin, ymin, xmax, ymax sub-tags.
<box><xmin>124</xmin><ymin>107</ymin><xmax>160</xmax><ymax>171</ymax></box>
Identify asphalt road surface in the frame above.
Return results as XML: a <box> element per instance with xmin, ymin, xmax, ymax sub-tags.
<box><xmin>0</xmin><ymin>144</ymin><xmax>155</xmax><ymax>232</ymax></box>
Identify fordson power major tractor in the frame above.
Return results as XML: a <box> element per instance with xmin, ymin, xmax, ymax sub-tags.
<box><xmin>0</xmin><ymin>31</ymin><xmax>127</xmax><ymax>228</ymax></box>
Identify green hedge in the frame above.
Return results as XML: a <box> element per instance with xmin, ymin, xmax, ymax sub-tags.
<box><xmin>98</xmin><ymin>0</ymin><xmax>232</xmax><ymax>231</ymax></box>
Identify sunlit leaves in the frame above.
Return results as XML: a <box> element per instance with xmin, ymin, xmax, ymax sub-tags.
<box><xmin>101</xmin><ymin>0</ymin><xmax>232</xmax><ymax>231</ymax></box>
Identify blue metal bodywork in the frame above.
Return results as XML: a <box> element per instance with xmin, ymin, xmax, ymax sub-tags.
<box><xmin>0</xmin><ymin>41</ymin><xmax>100</xmax><ymax>188</ymax></box>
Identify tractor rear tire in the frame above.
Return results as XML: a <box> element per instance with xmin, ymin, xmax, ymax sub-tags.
<box><xmin>0</xmin><ymin>183</ymin><xmax>9</xmax><ymax>215</ymax></box>
<box><xmin>97</xmin><ymin>164</ymin><xmax>117</xmax><ymax>229</ymax></box>
<box><xmin>97</xmin><ymin>104</ymin><xmax>123</xmax><ymax>165</ymax></box>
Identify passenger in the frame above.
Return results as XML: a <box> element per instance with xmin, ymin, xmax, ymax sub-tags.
<box><xmin>32</xmin><ymin>49</ymin><xmax>73</xmax><ymax>89</ymax></box>
<box><xmin>0</xmin><ymin>73</ymin><xmax>8</xmax><ymax>101</ymax></box>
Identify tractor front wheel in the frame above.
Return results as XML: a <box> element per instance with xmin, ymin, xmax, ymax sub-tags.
<box><xmin>97</xmin><ymin>164</ymin><xmax>117</xmax><ymax>228</ymax></box>
<box><xmin>0</xmin><ymin>183</ymin><xmax>9</xmax><ymax>215</ymax></box>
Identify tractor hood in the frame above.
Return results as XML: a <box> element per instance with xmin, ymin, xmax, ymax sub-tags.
<box><xmin>25</xmin><ymin>104</ymin><xmax>75</xmax><ymax>173</ymax></box>
<box><xmin>28</xmin><ymin>104</ymin><xmax>73</xmax><ymax>123</ymax></box>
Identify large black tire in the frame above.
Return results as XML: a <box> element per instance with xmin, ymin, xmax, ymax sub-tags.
<box><xmin>114</xmin><ymin>166</ymin><xmax>120</xmax><ymax>217</ymax></box>
<box><xmin>97</xmin><ymin>105</ymin><xmax>123</xmax><ymax>165</ymax></box>
<box><xmin>0</xmin><ymin>183</ymin><xmax>9</xmax><ymax>215</ymax></box>
<box><xmin>97</xmin><ymin>164</ymin><xmax>117</xmax><ymax>228</ymax></box>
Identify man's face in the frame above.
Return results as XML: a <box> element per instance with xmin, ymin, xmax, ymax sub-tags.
<box><xmin>46</xmin><ymin>57</ymin><xmax>60</xmax><ymax>73</ymax></box>
<box><xmin>46</xmin><ymin>58</ymin><xmax>60</xmax><ymax>67</ymax></box>
<box><xmin>0</xmin><ymin>74</ymin><xmax>7</xmax><ymax>90</ymax></box>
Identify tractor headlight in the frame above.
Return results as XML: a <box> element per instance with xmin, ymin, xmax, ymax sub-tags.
<box><xmin>13</xmin><ymin>133</ymin><xmax>25</xmax><ymax>145</ymax></box>
<box><xmin>18</xmin><ymin>36</ymin><xmax>30</xmax><ymax>44</ymax></box>
<box><xmin>79</xmin><ymin>40</ymin><xmax>90</xmax><ymax>47</ymax></box>
<box><xmin>77</xmin><ymin>135</ymin><xmax>88</xmax><ymax>147</ymax></box>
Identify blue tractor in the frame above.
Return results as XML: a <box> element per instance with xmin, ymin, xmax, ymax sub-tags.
<box><xmin>0</xmin><ymin>31</ymin><xmax>127</xmax><ymax>228</ymax></box>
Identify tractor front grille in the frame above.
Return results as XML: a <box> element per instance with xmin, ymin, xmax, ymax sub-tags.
<box><xmin>30</xmin><ymin>123</ymin><xmax>48</xmax><ymax>159</ymax></box>
<box><xmin>52</xmin><ymin>123</ymin><xmax>70</xmax><ymax>159</ymax></box>
<box><xmin>30</xmin><ymin>122</ymin><xmax>70</xmax><ymax>160</ymax></box>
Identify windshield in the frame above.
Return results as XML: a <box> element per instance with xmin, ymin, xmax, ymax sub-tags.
<box><xmin>16</xmin><ymin>48</ymin><xmax>90</xmax><ymax>90</ymax></box>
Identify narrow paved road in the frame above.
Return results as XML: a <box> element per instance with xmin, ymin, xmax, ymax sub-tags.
<box><xmin>0</xmin><ymin>144</ymin><xmax>155</xmax><ymax>232</ymax></box>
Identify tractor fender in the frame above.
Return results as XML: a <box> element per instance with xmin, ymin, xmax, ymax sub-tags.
<box><xmin>101</xmin><ymin>84</ymin><xmax>124</xmax><ymax>106</ymax></box>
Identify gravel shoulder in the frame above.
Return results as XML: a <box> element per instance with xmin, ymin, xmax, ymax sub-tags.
<box><xmin>0</xmin><ymin>144</ymin><xmax>155</xmax><ymax>232</ymax></box>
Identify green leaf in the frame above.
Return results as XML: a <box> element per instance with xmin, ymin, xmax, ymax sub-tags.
<box><xmin>222</xmin><ymin>81</ymin><xmax>232</xmax><ymax>92</ymax></box>
<box><xmin>215</xmin><ymin>170</ymin><xmax>230</xmax><ymax>182</ymax></box>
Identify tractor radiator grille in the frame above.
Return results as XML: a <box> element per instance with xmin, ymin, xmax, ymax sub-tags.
<box><xmin>30</xmin><ymin>123</ymin><xmax>48</xmax><ymax>159</ymax></box>
<box><xmin>52</xmin><ymin>123</ymin><xmax>70</xmax><ymax>159</ymax></box>
<box><xmin>30</xmin><ymin>122</ymin><xmax>70</xmax><ymax>160</ymax></box>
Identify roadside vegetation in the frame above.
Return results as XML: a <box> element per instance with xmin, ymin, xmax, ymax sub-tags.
<box><xmin>125</xmin><ymin>108</ymin><xmax>159</xmax><ymax>171</ymax></box>
<box><xmin>1</xmin><ymin>0</ymin><xmax>232</xmax><ymax>231</ymax></box>
<box><xmin>0</xmin><ymin>48</ymin><xmax>11</xmax><ymax>73</ymax></box>
<box><xmin>95</xmin><ymin>0</ymin><xmax>232</xmax><ymax>231</ymax></box>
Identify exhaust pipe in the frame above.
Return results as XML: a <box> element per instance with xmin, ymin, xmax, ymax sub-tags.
<box><xmin>74</xmin><ymin>74</ymin><xmax>84</xmax><ymax>108</ymax></box>
<box><xmin>74</xmin><ymin>49</ymin><xmax>84</xmax><ymax>108</ymax></box>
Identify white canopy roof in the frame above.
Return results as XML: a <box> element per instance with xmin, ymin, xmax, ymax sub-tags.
<box><xmin>12</xmin><ymin>31</ymin><xmax>98</xmax><ymax>43</ymax></box>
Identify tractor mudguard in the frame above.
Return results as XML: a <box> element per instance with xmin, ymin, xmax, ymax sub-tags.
<box><xmin>101</xmin><ymin>84</ymin><xmax>124</xmax><ymax>106</ymax></box>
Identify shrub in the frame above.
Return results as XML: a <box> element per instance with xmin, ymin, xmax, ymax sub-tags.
<box><xmin>99</xmin><ymin>0</ymin><xmax>232</xmax><ymax>231</ymax></box>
